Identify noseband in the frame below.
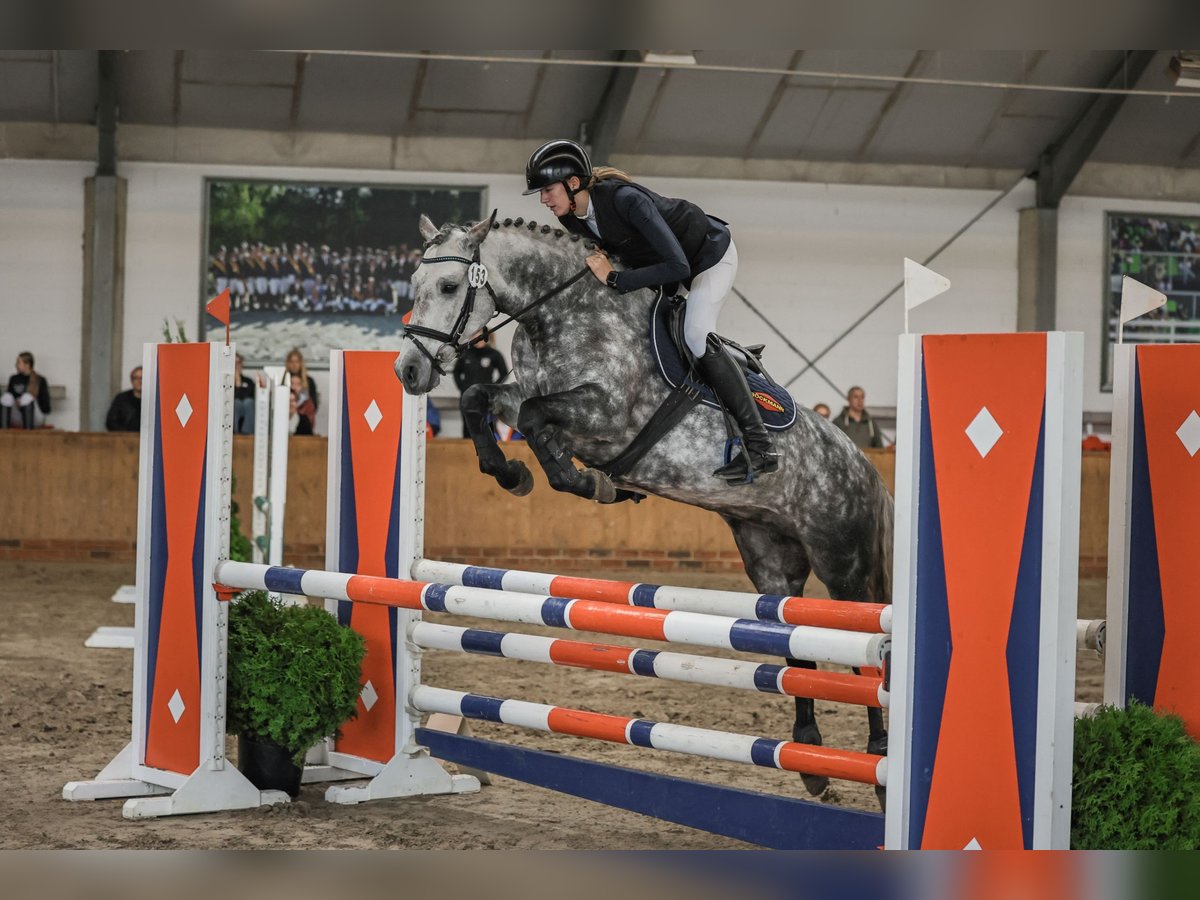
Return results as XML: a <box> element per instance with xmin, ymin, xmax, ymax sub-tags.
<box><xmin>401</xmin><ymin>231</ymin><xmax>591</xmax><ymax>377</ymax></box>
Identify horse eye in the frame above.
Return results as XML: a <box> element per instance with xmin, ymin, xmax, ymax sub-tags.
<box><xmin>441</xmin><ymin>283</ymin><xmax>459</xmax><ymax>295</ymax></box>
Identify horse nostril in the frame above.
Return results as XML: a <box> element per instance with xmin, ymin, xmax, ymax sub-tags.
<box><xmin>402</xmin><ymin>364</ymin><xmax>418</xmax><ymax>387</ymax></box>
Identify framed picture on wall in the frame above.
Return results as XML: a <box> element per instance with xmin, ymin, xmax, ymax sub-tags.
<box><xmin>201</xmin><ymin>178</ymin><xmax>487</xmax><ymax>368</ymax></box>
<box><xmin>1104</xmin><ymin>212</ymin><xmax>1200</xmax><ymax>390</ymax></box>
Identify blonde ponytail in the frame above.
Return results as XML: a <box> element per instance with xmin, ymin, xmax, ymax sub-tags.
<box><xmin>589</xmin><ymin>166</ymin><xmax>633</xmax><ymax>186</ymax></box>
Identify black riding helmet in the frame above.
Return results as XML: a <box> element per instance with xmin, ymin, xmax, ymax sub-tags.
<box><xmin>523</xmin><ymin>139</ymin><xmax>592</xmax><ymax>196</ymax></box>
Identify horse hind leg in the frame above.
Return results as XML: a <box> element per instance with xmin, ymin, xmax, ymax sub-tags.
<box><xmin>723</xmin><ymin>518</ymin><xmax>829</xmax><ymax>797</ymax></box>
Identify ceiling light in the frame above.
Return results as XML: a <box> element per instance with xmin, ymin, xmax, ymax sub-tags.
<box><xmin>641</xmin><ymin>51</ymin><xmax>697</xmax><ymax>67</ymax></box>
<box><xmin>1168</xmin><ymin>52</ymin><xmax>1200</xmax><ymax>89</ymax></box>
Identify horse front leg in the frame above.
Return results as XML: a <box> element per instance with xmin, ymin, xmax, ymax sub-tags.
<box><xmin>517</xmin><ymin>387</ymin><xmax>633</xmax><ymax>504</ymax></box>
<box><xmin>460</xmin><ymin>382</ymin><xmax>533</xmax><ymax>496</ymax></box>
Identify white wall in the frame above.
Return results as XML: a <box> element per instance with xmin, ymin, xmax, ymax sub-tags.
<box><xmin>1057</xmin><ymin>194</ymin><xmax>1200</xmax><ymax>414</ymax></box>
<box><xmin>0</xmin><ymin>160</ymin><xmax>91</xmax><ymax>430</ymax></box>
<box><xmin>9</xmin><ymin>154</ymin><xmax>1189</xmax><ymax>434</ymax></box>
<box><xmin>116</xmin><ymin>162</ymin><xmax>1034</xmax><ymax>433</ymax></box>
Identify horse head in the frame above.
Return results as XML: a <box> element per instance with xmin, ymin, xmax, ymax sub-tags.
<box><xmin>396</xmin><ymin>212</ymin><xmax>498</xmax><ymax>394</ymax></box>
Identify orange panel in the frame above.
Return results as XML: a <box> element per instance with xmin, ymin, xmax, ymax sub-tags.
<box><xmin>145</xmin><ymin>343</ymin><xmax>212</xmax><ymax>774</ymax></box>
<box><xmin>1136</xmin><ymin>347</ymin><xmax>1200</xmax><ymax>738</ymax></box>
<box><xmin>335</xmin><ymin>352</ymin><xmax>407</xmax><ymax>762</ymax></box>
<box><xmin>920</xmin><ymin>334</ymin><xmax>1046</xmax><ymax>849</ymax></box>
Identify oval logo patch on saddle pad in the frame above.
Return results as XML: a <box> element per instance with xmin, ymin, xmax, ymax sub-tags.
<box><xmin>650</xmin><ymin>292</ymin><xmax>797</xmax><ymax>431</ymax></box>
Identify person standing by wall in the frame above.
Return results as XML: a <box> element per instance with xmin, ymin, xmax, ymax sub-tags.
<box><xmin>284</xmin><ymin>348</ymin><xmax>319</xmax><ymax>418</ymax></box>
<box><xmin>832</xmin><ymin>385</ymin><xmax>884</xmax><ymax>449</ymax></box>
<box><xmin>1</xmin><ymin>351</ymin><xmax>51</xmax><ymax>429</ymax></box>
<box><xmin>105</xmin><ymin>366</ymin><xmax>143</xmax><ymax>432</ymax></box>
<box><xmin>452</xmin><ymin>333</ymin><xmax>509</xmax><ymax>396</ymax></box>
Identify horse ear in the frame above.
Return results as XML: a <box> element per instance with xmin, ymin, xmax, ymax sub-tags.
<box><xmin>418</xmin><ymin>214</ymin><xmax>439</xmax><ymax>243</ymax></box>
<box><xmin>468</xmin><ymin>209</ymin><xmax>499</xmax><ymax>247</ymax></box>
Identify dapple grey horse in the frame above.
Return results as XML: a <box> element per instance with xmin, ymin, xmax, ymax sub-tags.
<box><xmin>396</xmin><ymin>214</ymin><xmax>894</xmax><ymax>801</ymax></box>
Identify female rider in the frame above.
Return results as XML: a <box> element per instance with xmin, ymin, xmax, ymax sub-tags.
<box><xmin>524</xmin><ymin>138</ymin><xmax>777</xmax><ymax>482</ymax></box>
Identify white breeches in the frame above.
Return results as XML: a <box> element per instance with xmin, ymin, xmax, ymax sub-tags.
<box><xmin>683</xmin><ymin>240</ymin><xmax>738</xmax><ymax>359</ymax></box>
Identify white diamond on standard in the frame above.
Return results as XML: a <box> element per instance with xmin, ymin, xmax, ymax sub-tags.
<box><xmin>963</xmin><ymin>837</ymin><xmax>982</xmax><ymax>850</ymax></box>
<box><xmin>1176</xmin><ymin>410</ymin><xmax>1200</xmax><ymax>458</ymax></box>
<box><xmin>965</xmin><ymin>406</ymin><xmax>1003</xmax><ymax>458</ymax></box>
<box><xmin>168</xmin><ymin>689</ymin><xmax>186</xmax><ymax>723</ymax></box>
<box><xmin>175</xmin><ymin>394</ymin><xmax>193</xmax><ymax>428</ymax></box>
<box><xmin>360</xmin><ymin>680</ymin><xmax>378</xmax><ymax>711</ymax></box>
<box><xmin>363</xmin><ymin>400</ymin><xmax>384</xmax><ymax>433</ymax></box>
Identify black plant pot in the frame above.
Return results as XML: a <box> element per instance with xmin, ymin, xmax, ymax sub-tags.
<box><xmin>237</xmin><ymin>735</ymin><xmax>303</xmax><ymax>798</ymax></box>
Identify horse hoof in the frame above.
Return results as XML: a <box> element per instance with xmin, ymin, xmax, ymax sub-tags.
<box><xmin>504</xmin><ymin>461</ymin><xmax>534</xmax><ymax>496</ymax></box>
<box><xmin>801</xmin><ymin>774</ymin><xmax>830</xmax><ymax>797</ymax></box>
<box><xmin>792</xmin><ymin>722</ymin><xmax>828</xmax><ymax>796</ymax></box>
<box><xmin>581</xmin><ymin>467</ymin><xmax>617</xmax><ymax>504</ymax></box>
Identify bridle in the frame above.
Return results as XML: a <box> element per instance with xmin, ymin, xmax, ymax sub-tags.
<box><xmin>401</xmin><ymin>229</ymin><xmax>590</xmax><ymax>376</ymax></box>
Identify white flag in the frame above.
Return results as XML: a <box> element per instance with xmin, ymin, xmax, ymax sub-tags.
<box><xmin>1119</xmin><ymin>275</ymin><xmax>1166</xmax><ymax>326</ymax></box>
<box><xmin>904</xmin><ymin>258</ymin><xmax>951</xmax><ymax>311</ymax></box>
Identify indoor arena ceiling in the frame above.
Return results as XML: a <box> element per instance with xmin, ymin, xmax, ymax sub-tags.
<box><xmin>2</xmin><ymin>50</ymin><xmax>1199</xmax><ymax>171</ymax></box>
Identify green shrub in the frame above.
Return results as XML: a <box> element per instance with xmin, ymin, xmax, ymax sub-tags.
<box><xmin>226</xmin><ymin>591</ymin><xmax>366</xmax><ymax>766</ymax></box>
<box><xmin>1072</xmin><ymin>701</ymin><xmax>1200</xmax><ymax>849</ymax></box>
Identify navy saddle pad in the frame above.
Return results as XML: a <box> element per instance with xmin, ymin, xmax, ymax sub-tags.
<box><xmin>650</xmin><ymin>292</ymin><xmax>797</xmax><ymax>431</ymax></box>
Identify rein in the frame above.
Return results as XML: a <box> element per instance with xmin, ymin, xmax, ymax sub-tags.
<box><xmin>401</xmin><ymin>233</ymin><xmax>590</xmax><ymax>376</ymax></box>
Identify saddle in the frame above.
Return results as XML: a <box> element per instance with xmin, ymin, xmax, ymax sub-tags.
<box><xmin>651</xmin><ymin>292</ymin><xmax>797</xmax><ymax>431</ymax></box>
<box><xmin>595</xmin><ymin>292</ymin><xmax>795</xmax><ymax>486</ymax></box>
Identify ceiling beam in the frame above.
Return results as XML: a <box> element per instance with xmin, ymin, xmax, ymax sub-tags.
<box><xmin>289</xmin><ymin>52</ymin><xmax>309</xmax><ymax>127</ymax></box>
<box><xmin>855</xmin><ymin>51</ymin><xmax>928</xmax><ymax>161</ymax></box>
<box><xmin>96</xmin><ymin>50</ymin><xmax>117</xmax><ymax>175</ymax></box>
<box><xmin>587</xmin><ymin>51</ymin><xmax>639</xmax><ymax>163</ymax></box>
<box><xmin>1035</xmin><ymin>51</ymin><xmax>1157</xmax><ymax>208</ymax></box>
<box><xmin>744</xmin><ymin>51</ymin><xmax>804</xmax><ymax>158</ymax></box>
<box><xmin>172</xmin><ymin>51</ymin><xmax>184</xmax><ymax>125</ymax></box>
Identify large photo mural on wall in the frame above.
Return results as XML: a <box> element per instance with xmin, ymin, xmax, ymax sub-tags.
<box><xmin>202</xmin><ymin>178</ymin><xmax>486</xmax><ymax>367</ymax></box>
<box><xmin>1105</xmin><ymin>212</ymin><xmax>1200</xmax><ymax>389</ymax></box>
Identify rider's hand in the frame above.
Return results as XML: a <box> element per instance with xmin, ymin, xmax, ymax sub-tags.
<box><xmin>585</xmin><ymin>251</ymin><xmax>613</xmax><ymax>284</ymax></box>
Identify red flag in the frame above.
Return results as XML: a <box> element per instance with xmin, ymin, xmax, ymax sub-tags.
<box><xmin>206</xmin><ymin>288</ymin><xmax>231</xmax><ymax>345</ymax></box>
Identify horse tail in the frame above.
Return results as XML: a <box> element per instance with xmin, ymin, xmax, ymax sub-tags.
<box><xmin>869</xmin><ymin>481</ymin><xmax>894</xmax><ymax>605</ymax></box>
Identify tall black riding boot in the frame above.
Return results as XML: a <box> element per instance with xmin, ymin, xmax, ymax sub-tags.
<box><xmin>696</xmin><ymin>337</ymin><xmax>779</xmax><ymax>483</ymax></box>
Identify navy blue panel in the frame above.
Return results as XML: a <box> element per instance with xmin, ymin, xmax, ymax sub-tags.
<box><xmin>337</xmin><ymin>375</ymin><xmax>359</xmax><ymax>578</ymax></box>
<box><xmin>263</xmin><ymin>565</ymin><xmax>306</xmax><ymax>594</ymax></box>
<box><xmin>144</xmin><ymin>381</ymin><xmax>167</xmax><ymax>743</ymax></box>
<box><xmin>461</xmin><ymin>628</ymin><xmax>506</xmax><ymax>656</ymax></box>
<box><xmin>728</xmin><ymin>620</ymin><xmax>794</xmax><ymax>657</ymax></box>
<box><xmin>753</xmin><ymin>663</ymin><xmax>785</xmax><ymax>693</ymax></box>
<box><xmin>462</xmin><ymin>565</ymin><xmax>507</xmax><ymax>590</ymax></box>
<box><xmin>334</xmin><ymin>375</ymin><xmax>358</xmax><ymax>627</ymax></box>
<box><xmin>386</xmin><ymin>391</ymin><xmax>404</xmax><ymax>673</ymax></box>
<box><xmin>627</xmin><ymin>719</ymin><xmax>656</xmax><ymax>747</ymax></box>
<box><xmin>459</xmin><ymin>694</ymin><xmax>505</xmax><ymax>723</ymax></box>
<box><xmin>1005</xmin><ymin>408</ymin><xmax>1045</xmax><ymax>850</ymax></box>
<box><xmin>908</xmin><ymin>356</ymin><xmax>951</xmax><ymax>850</ymax></box>
<box><xmin>650</xmin><ymin>292</ymin><xmax>797</xmax><ymax>431</ymax></box>
<box><xmin>542</xmin><ymin>596</ymin><xmax>571</xmax><ymax>627</ymax></box>
<box><xmin>416</xmin><ymin>729</ymin><xmax>885</xmax><ymax>850</ymax></box>
<box><xmin>755</xmin><ymin>595</ymin><xmax>785</xmax><ymax>622</ymax></box>
<box><xmin>423</xmin><ymin>583</ymin><xmax>450</xmax><ymax>612</ymax></box>
<box><xmin>191</xmin><ymin>439</ymin><xmax>206</xmax><ymax>684</ymax></box>
<box><xmin>630</xmin><ymin>583</ymin><xmax>660</xmax><ymax>607</ymax></box>
<box><xmin>1126</xmin><ymin>361</ymin><xmax>1165</xmax><ymax>706</ymax></box>
<box><xmin>750</xmin><ymin>738</ymin><xmax>782</xmax><ymax>768</ymax></box>
<box><xmin>630</xmin><ymin>649</ymin><xmax>659</xmax><ymax>677</ymax></box>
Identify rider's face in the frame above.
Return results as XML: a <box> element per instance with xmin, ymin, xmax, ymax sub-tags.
<box><xmin>540</xmin><ymin>182</ymin><xmax>572</xmax><ymax>217</ymax></box>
